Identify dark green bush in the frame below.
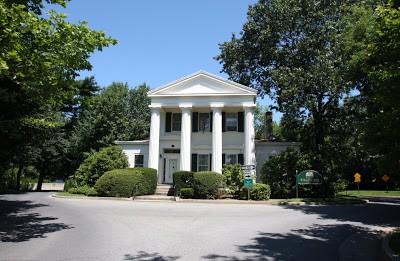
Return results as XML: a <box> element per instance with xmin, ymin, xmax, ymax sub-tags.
<box><xmin>68</xmin><ymin>185</ymin><xmax>97</xmax><ymax>196</ymax></box>
<box><xmin>193</xmin><ymin>171</ymin><xmax>226</xmax><ymax>199</ymax></box>
<box><xmin>173</xmin><ymin>171</ymin><xmax>194</xmax><ymax>189</ymax></box>
<box><xmin>94</xmin><ymin>168</ymin><xmax>157</xmax><ymax>197</ymax></box>
<box><xmin>249</xmin><ymin>183</ymin><xmax>271</xmax><ymax>200</ymax></box>
<box><xmin>222</xmin><ymin>164</ymin><xmax>244</xmax><ymax>190</ymax></box>
<box><xmin>64</xmin><ymin>178</ymin><xmax>77</xmax><ymax>192</ymax></box>
<box><xmin>133</xmin><ymin>167</ymin><xmax>157</xmax><ymax>195</ymax></box>
<box><xmin>180</xmin><ymin>188</ymin><xmax>194</xmax><ymax>198</ymax></box>
<box><xmin>75</xmin><ymin>146</ymin><xmax>128</xmax><ymax>186</ymax></box>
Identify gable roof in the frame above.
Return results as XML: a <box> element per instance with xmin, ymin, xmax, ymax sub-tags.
<box><xmin>148</xmin><ymin>71</ymin><xmax>258</xmax><ymax>97</ymax></box>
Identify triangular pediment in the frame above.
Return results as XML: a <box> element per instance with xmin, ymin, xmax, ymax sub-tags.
<box><xmin>148</xmin><ymin>71</ymin><xmax>257</xmax><ymax>97</ymax></box>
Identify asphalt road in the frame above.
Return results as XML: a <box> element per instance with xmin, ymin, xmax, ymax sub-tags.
<box><xmin>1</xmin><ymin>193</ymin><xmax>400</xmax><ymax>261</ymax></box>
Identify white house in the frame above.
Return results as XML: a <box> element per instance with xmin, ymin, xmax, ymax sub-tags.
<box><xmin>116</xmin><ymin>71</ymin><xmax>300</xmax><ymax>184</ymax></box>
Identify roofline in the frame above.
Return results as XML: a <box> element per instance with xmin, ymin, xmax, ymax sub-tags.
<box><xmin>148</xmin><ymin>71</ymin><xmax>258</xmax><ymax>95</ymax></box>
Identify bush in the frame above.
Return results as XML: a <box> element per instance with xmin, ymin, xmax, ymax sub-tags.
<box><xmin>249</xmin><ymin>183</ymin><xmax>271</xmax><ymax>200</ymax></box>
<box><xmin>261</xmin><ymin>149</ymin><xmax>311</xmax><ymax>198</ymax></box>
<box><xmin>94</xmin><ymin>168</ymin><xmax>157</xmax><ymax>197</ymax></box>
<box><xmin>180</xmin><ymin>188</ymin><xmax>194</xmax><ymax>198</ymax></box>
<box><xmin>75</xmin><ymin>146</ymin><xmax>128</xmax><ymax>186</ymax></box>
<box><xmin>64</xmin><ymin>178</ymin><xmax>77</xmax><ymax>192</ymax></box>
<box><xmin>173</xmin><ymin>171</ymin><xmax>194</xmax><ymax>189</ymax></box>
<box><xmin>68</xmin><ymin>185</ymin><xmax>97</xmax><ymax>196</ymax></box>
<box><xmin>222</xmin><ymin>164</ymin><xmax>244</xmax><ymax>190</ymax></box>
<box><xmin>193</xmin><ymin>171</ymin><xmax>226</xmax><ymax>199</ymax></box>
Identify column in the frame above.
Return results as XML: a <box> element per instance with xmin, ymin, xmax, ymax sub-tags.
<box><xmin>148</xmin><ymin>105</ymin><xmax>161</xmax><ymax>173</ymax></box>
<box><xmin>180</xmin><ymin>105</ymin><xmax>192</xmax><ymax>171</ymax></box>
<box><xmin>244</xmin><ymin>105</ymin><xmax>256</xmax><ymax>166</ymax></box>
<box><xmin>211</xmin><ymin>106</ymin><xmax>223</xmax><ymax>173</ymax></box>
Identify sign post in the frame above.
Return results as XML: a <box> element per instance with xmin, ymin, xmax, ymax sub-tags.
<box><xmin>382</xmin><ymin>174</ymin><xmax>390</xmax><ymax>193</ymax></box>
<box><xmin>354</xmin><ymin>173</ymin><xmax>361</xmax><ymax>193</ymax></box>
<box><xmin>241</xmin><ymin>165</ymin><xmax>255</xmax><ymax>200</ymax></box>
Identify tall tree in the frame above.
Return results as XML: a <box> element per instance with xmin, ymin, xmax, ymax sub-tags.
<box><xmin>0</xmin><ymin>0</ymin><xmax>116</xmax><ymax>184</ymax></box>
<box><xmin>216</xmin><ymin>0</ymin><xmax>352</xmax><ymax>157</ymax></box>
<box><xmin>67</xmin><ymin>83</ymin><xmax>151</xmax><ymax>175</ymax></box>
<box><xmin>342</xmin><ymin>0</ymin><xmax>400</xmax><ymax>175</ymax></box>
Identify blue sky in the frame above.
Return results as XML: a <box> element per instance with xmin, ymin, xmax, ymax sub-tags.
<box><xmin>45</xmin><ymin>0</ymin><xmax>281</xmax><ymax>121</ymax></box>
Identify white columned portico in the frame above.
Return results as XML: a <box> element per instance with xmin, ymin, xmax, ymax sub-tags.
<box><xmin>211</xmin><ymin>104</ymin><xmax>223</xmax><ymax>173</ymax></box>
<box><xmin>179</xmin><ymin>105</ymin><xmax>192</xmax><ymax>171</ymax></box>
<box><xmin>148</xmin><ymin>105</ymin><xmax>161</xmax><ymax>173</ymax></box>
<box><xmin>244</xmin><ymin>105</ymin><xmax>256</xmax><ymax>166</ymax></box>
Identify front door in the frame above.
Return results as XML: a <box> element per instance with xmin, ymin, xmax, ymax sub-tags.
<box><xmin>165</xmin><ymin>158</ymin><xmax>178</xmax><ymax>183</ymax></box>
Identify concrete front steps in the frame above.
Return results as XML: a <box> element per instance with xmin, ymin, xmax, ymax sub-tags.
<box><xmin>134</xmin><ymin>184</ymin><xmax>175</xmax><ymax>201</ymax></box>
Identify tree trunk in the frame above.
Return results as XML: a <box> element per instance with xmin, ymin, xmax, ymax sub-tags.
<box><xmin>16</xmin><ymin>164</ymin><xmax>23</xmax><ymax>191</ymax></box>
<box><xmin>37</xmin><ymin>169</ymin><xmax>45</xmax><ymax>191</ymax></box>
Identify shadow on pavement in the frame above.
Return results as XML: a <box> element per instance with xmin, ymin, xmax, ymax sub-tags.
<box><xmin>203</xmin><ymin>224</ymin><xmax>380</xmax><ymax>261</ymax></box>
<box><xmin>124</xmin><ymin>251</ymin><xmax>180</xmax><ymax>261</ymax></box>
<box><xmin>0</xmin><ymin>197</ymin><xmax>72</xmax><ymax>242</ymax></box>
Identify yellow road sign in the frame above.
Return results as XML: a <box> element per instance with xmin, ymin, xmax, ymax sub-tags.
<box><xmin>382</xmin><ymin>174</ymin><xmax>390</xmax><ymax>182</ymax></box>
<box><xmin>354</xmin><ymin>173</ymin><xmax>361</xmax><ymax>183</ymax></box>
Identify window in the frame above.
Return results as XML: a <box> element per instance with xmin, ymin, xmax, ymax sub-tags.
<box><xmin>198</xmin><ymin>154</ymin><xmax>209</xmax><ymax>171</ymax></box>
<box><xmin>199</xmin><ymin>113</ymin><xmax>210</xmax><ymax>132</ymax></box>
<box><xmin>225</xmin><ymin>154</ymin><xmax>238</xmax><ymax>165</ymax></box>
<box><xmin>134</xmin><ymin>155</ymin><xmax>144</xmax><ymax>167</ymax></box>
<box><xmin>226</xmin><ymin>113</ymin><xmax>238</xmax><ymax>131</ymax></box>
<box><xmin>172</xmin><ymin>113</ymin><xmax>181</xmax><ymax>131</ymax></box>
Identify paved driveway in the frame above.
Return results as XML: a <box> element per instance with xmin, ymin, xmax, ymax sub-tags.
<box><xmin>1</xmin><ymin>193</ymin><xmax>399</xmax><ymax>260</ymax></box>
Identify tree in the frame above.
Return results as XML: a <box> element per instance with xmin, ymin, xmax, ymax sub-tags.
<box><xmin>216</xmin><ymin>0</ymin><xmax>352</xmax><ymax>156</ymax></box>
<box><xmin>0</xmin><ymin>0</ymin><xmax>117</xmax><ymax>183</ymax></box>
<box><xmin>341</xmin><ymin>0</ymin><xmax>400</xmax><ymax>175</ymax></box>
<box><xmin>67</xmin><ymin>83</ymin><xmax>151</xmax><ymax>175</ymax></box>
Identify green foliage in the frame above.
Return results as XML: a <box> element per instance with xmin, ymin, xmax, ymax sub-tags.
<box><xmin>193</xmin><ymin>171</ymin><xmax>226</xmax><ymax>199</ymax></box>
<box><xmin>68</xmin><ymin>185</ymin><xmax>97</xmax><ymax>196</ymax></box>
<box><xmin>249</xmin><ymin>183</ymin><xmax>271</xmax><ymax>201</ymax></box>
<box><xmin>64</xmin><ymin>178</ymin><xmax>77</xmax><ymax>192</ymax></box>
<box><xmin>179</xmin><ymin>188</ymin><xmax>194</xmax><ymax>199</ymax></box>
<box><xmin>94</xmin><ymin>168</ymin><xmax>156</xmax><ymax>198</ymax></box>
<box><xmin>75</xmin><ymin>146</ymin><xmax>128</xmax><ymax>186</ymax></box>
<box><xmin>222</xmin><ymin>164</ymin><xmax>244</xmax><ymax>190</ymax></box>
<box><xmin>173</xmin><ymin>170</ymin><xmax>194</xmax><ymax>189</ymax></box>
<box><xmin>261</xmin><ymin>149</ymin><xmax>312</xmax><ymax>198</ymax></box>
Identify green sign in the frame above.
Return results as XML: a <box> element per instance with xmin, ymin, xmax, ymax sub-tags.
<box><xmin>244</xmin><ymin>179</ymin><xmax>253</xmax><ymax>189</ymax></box>
<box><xmin>297</xmin><ymin>170</ymin><xmax>322</xmax><ymax>185</ymax></box>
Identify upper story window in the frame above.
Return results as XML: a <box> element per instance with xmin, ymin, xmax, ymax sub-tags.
<box><xmin>165</xmin><ymin>112</ymin><xmax>181</xmax><ymax>132</ymax></box>
<box><xmin>172</xmin><ymin>113</ymin><xmax>181</xmax><ymax>131</ymax></box>
<box><xmin>226</xmin><ymin>113</ymin><xmax>238</xmax><ymax>131</ymax></box>
<box><xmin>199</xmin><ymin>113</ymin><xmax>210</xmax><ymax>132</ymax></box>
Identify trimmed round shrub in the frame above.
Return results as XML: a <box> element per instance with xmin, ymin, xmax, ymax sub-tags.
<box><xmin>249</xmin><ymin>183</ymin><xmax>271</xmax><ymax>200</ymax></box>
<box><xmin>133</xmin><ymin>167</ymin><xmax>158</xmax><ymax>195</ymax></box>
<box><xmin>173</xmin><ymin>171</ymin><xmax>194</xmax><ymax>189</ymax></box>
<box><xmin>94</xmin><ymin>168</ymin><xmax>157</xmax><ymax>197</ymax></box>
<box><xmin>75</xmin><ymin>146</ymin><xmax>128</xmax><ymax>186</ymax></box>
<box><xmin>193</xmin><ymin>171</ymin><xmax>226</xmax><ymax>199</ymax></box>
<box><xmin>179</xmin><ymin>188</ymin><xmax>194</xmax><ymax>198</ymax></box>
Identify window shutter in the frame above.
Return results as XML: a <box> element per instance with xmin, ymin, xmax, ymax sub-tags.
<box><xmin>222</xmin><ymin>153</ymin><xmax>226</xmax><ymax>165</ymax></box>
<box><xmin>165</xmin><ymin>112</ymin><xmax>172</xmax><ymax>132</ymax></box>
<box><xmin>191</xmin><ymin>153</ymin><xmax>198</xmax><ymax>172</ymax></box>
<box><xmin>192</xmin><ymin>112</ymin><xmax>198</xmax><ymax>132</ymax></box>
<box><xmin>209</xmin><ymin>154</ymin><xmax>212</xmax><ymax>171</ymax></box>
<box><xmin>222</xmin><ymin>112</ymin><xmax>226</xmax><ymax>132</ymax></box>
<box><xmin>238</xmin><ymin>112</ymin><xmax>244</xmax><ymax>132</ymax></box>
<box><xmin>238</xmin><ymin>154</ymin><xmax>244</xmax><ymax>165</ymax></box>
<box><xmin>209</xmin><ymin>112</ymin><xmax>213</xmax><ymax>132</ymax></box>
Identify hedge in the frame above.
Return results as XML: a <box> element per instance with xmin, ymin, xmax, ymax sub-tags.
<box><xmin>249</xmin><ymin>183</ymin><xmax>271</xmax><ymax>200</ymax></box>
<box><xmin>193</xmin><ymin>171</ymin><xmax>226</xmax><ymax>199</ymax></box>
<box><xmin>173</xmin><ymin>170</ymin><xmax>194</xmax><ymax>189</ymax></box>
<box><xmin>180</xmin><ymin>188</ymin><xmax>194</xmax><ymax>198</ymax></box>
<box><xmin>94</xmin><ymin>167</ymin><xmax>157</xmax><ymax>197</ymax></box>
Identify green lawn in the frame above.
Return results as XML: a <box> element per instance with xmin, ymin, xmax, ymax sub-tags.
<box><xmin>338</xmin><ymin>190</ymin><xmax>400</xmax><ymax>197</ymax></box>
<box><xmin>55</xmin><ymin>192</ymin><xmax>87</xmax><ymax>197</ymax></box>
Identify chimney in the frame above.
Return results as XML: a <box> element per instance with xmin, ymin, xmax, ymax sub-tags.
<box><xmin>266</xmin><ymin>112</ymin><xmax>273</xmax><ymax>140</ymax></box>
